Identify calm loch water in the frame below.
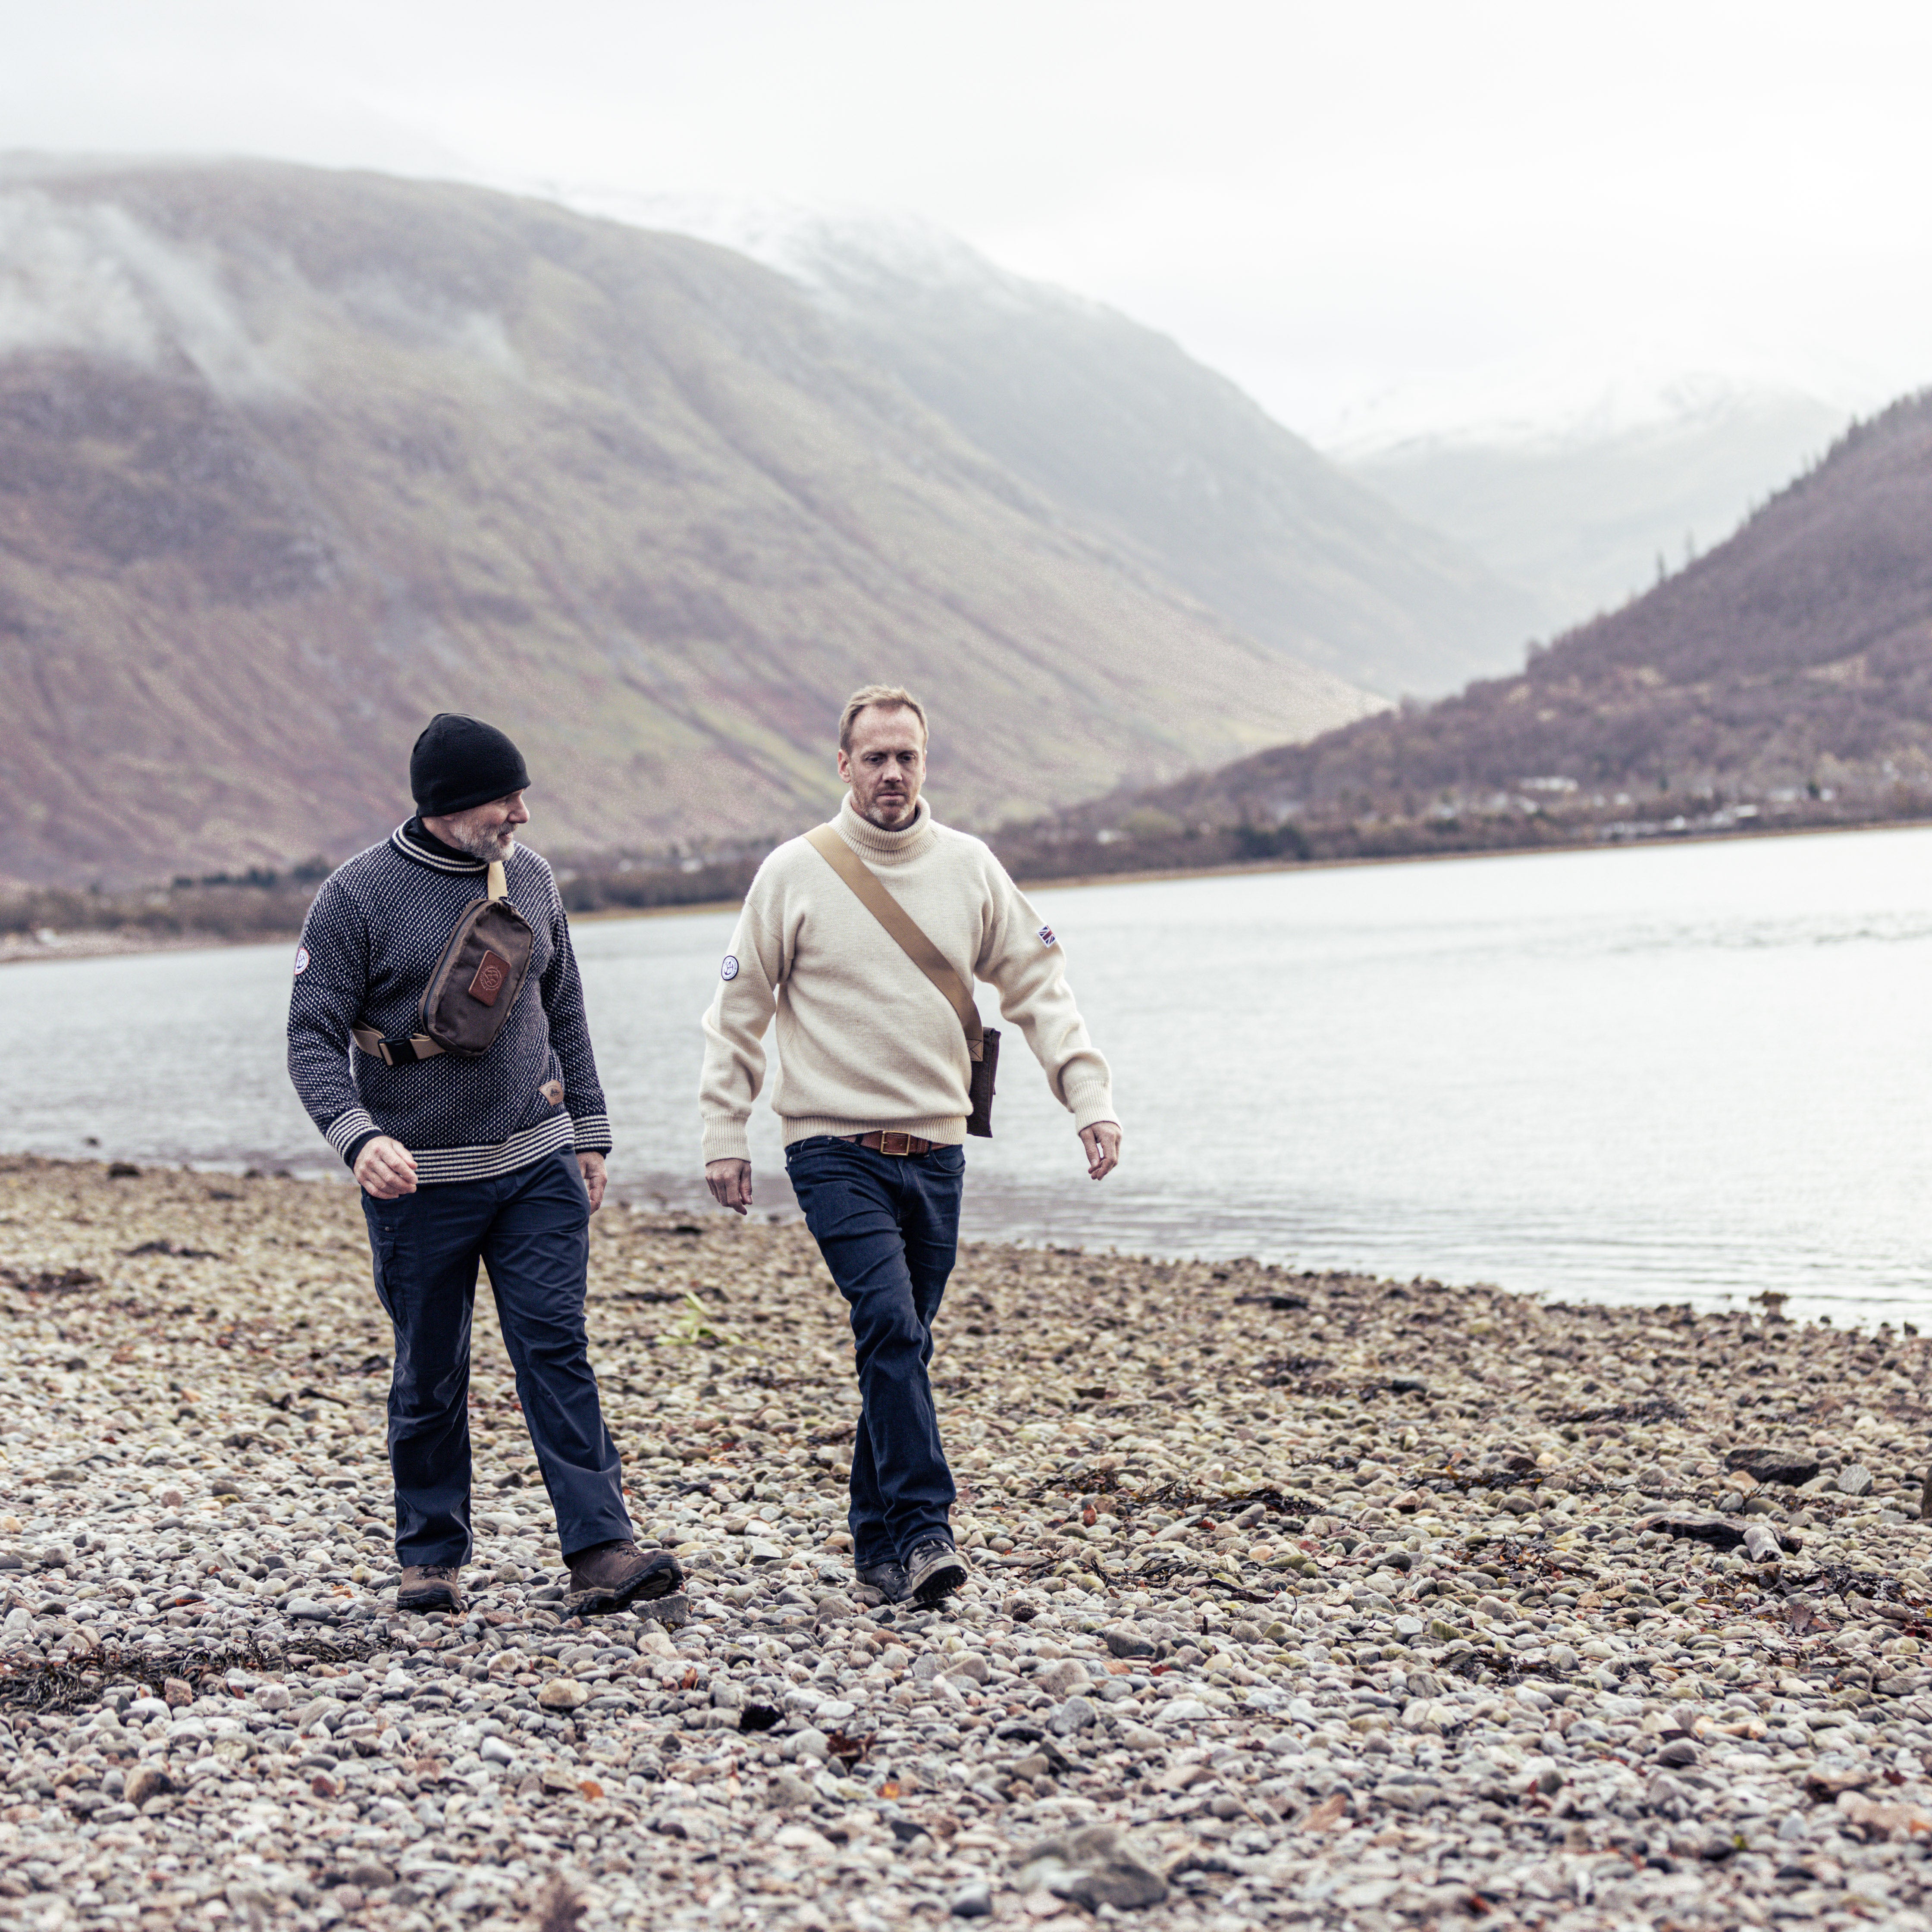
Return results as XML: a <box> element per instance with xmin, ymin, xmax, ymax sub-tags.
<box><xmin>6</xmin><ymin>825</ymin><xmax>1932</xmax><ymax>1328</ymax></box>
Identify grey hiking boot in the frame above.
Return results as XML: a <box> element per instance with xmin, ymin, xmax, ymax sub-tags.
<box><xmin>396</xmin><ymin>1564</ymin><xmax>465</xmax><ymax>1615</ymax></box>
<box><xmin>566</xmin><ymin>1541</ymin><xmax>684</xmax><ymax>1617</ymax></box>
<box><xmin>854</xmin><ymin>1559</ymin><xmax>909</xmax><ymax>1606</ymax></box>
<box><xmin>903</xmin><ymin>1539</ymin><xmax>968</xmax><ymax>1606</ymax></box>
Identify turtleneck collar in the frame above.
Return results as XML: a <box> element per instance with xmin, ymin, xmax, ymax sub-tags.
<box><xmin>393</xmin><ymin>816</ymin><xmax>487</xmax><ymax>873</ymax></box>
<box><xmin>837</xmin><ymin>793</ymin><xmax>936</xmax><ymax>865</ymax></box>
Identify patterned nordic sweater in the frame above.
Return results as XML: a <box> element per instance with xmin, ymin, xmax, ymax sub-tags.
<box><xmin>287</xmin><ymin>824</ymin><xmax>612</xmax><ymax>1183</ymax></box>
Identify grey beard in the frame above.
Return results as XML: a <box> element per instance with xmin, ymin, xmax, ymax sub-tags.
<box><xmin>446</xmin><ymin>820</ymin><xmax>517</xmax><ymax>862</ymax></box>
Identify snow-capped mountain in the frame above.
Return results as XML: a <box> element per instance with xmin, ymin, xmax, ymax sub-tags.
<box><xmin>564</xmin><ymin>189</ymin><xmax>1860</xmax><ymax>667</ymax></box>
<box><xmin>1334</xmin><ymin>371</ymin><xmax>1850</xmax><ymax>631</ymax></box>
<box><xmin>561</xmin><ymin>189</ymin><xmax>1545</xmax><ymax>698</ymax></box>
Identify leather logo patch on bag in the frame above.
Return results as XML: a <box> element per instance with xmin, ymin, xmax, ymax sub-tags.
<box><xmin>540</xmin><ymin>1079</ymin><xmax>565</xmax><ymax>1107</ymax></box>
<box><xmin>467</xmin><ymin>950</ymin><xmax>510</xmax><ymax>1005</ymax></box>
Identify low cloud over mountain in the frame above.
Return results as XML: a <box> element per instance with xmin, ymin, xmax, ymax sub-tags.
<box><xmin>1341</xmin><ymin>375</ymin><xmax>1848</xmax><ymax>636</ymax></box>
<box><xmin>0</xmin><ymin>159</ymin><xmax>1390</xmax><ymax>887</ymax></box>
<box><xmin>590</xmin><ymin>196</ymin><xmax>1543</xmax><ymax>700</ymax></box>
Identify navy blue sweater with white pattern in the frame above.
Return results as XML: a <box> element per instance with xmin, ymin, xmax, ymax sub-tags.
<box><xmin>288</xmin><ymin>824</ymin><xmax>612</xmax><ymax>1183</ymax></box>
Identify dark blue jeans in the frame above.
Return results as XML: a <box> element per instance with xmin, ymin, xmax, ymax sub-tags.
<box><xmin>361</xmin><ymin>1148</ymin><xmax>632</xmax><ymax>1567</ymax></box>
<box><xmin>784</xmin><ymin>1136</ymin><xmax>966</xmax><ymax>1568</ymax></box>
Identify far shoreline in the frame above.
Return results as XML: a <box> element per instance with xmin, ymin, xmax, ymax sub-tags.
<box><xmin>989</xmin><ymin>808</ymin><xmax>1932</xmax><ymax>897</ymax></box>
<box><xmin>9</xmin><ymin>810</ymin><xmax>1932</xmax><ymax>969</ymax></box>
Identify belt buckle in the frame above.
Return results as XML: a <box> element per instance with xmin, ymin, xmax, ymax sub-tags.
<box><xmin>878</xmin><ymin>1131</ymin><xmax>911</xmax><ymax>1157</ymax></box>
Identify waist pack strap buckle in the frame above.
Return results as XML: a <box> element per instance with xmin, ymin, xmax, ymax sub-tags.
<box><xmin>351</xmin><ymin>1025</ymin><xmax>445</xmax><ymax>1067</ymax></box>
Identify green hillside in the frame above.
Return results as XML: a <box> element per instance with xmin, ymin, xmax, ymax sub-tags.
<box><xmin>0</xmin><ymin>159</ymin><xmax>1376</xmax><ymax>887</ymax></box>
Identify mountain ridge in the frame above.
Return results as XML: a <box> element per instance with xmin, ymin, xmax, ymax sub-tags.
<box><xmin>571</xmin><ymin>193</ymin><xmax>1546</xmax><ymax>696</ymax></box>
<box><xmin>0</xmin><ymin>157</ymin><xmax>1384</xmax><ymax>888</ymax></box>
<box><xmin>990</xmin><ymin>390</ymin><xmax>1932</xmax><ymax>875</ymax></box>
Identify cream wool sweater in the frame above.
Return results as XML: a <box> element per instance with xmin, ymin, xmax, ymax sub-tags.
<box><xmin>699</xmin><ymin>797</ymin><xmax>1116</xmax><ymax>1161</ymax></box>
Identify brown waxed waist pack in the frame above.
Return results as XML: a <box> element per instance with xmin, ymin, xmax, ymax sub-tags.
<box><xmin>804</xmin><ymin>823</ymin><xmax>999</xmax><ymax>1137</ymax></box>
<box><xmin>352</xmin><ymin>858</ymin><xmax>535</xmax><ymax>1067</ymax></box>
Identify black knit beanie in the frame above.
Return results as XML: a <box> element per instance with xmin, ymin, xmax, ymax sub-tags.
<box><xmin>410</xmin><ymin>713</ymin><xmax>531</xmax><ymax>816</ymax></box>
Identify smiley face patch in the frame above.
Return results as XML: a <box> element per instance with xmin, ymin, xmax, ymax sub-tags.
<box><xmin>721</xmin><ymin>954</ymin><xmax>740</xmax><ymax>981</ymax></box>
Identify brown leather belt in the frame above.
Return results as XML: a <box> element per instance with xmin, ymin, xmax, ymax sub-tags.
<box><xmin>843</xmin><ymin>1131</ymin><xmax>939</xmax><ymax>1157</ymax></box>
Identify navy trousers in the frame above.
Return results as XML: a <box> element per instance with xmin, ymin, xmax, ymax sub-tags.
<box><xmin>361</xmin><ymin>1148</ymin><xmax>631</xmax><ymax>1567</ymax></box>
<box><xmin>784</xmin><ymin>1135</ymin><xmax>965</xmax><ymax>1567</ymax></box>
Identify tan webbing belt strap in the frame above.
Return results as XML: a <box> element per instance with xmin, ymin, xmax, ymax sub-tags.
<box><xmin>486</xmin><ymin>858</ymin><xmax>507</xmax><ymax>903</ymax></box>
<box><xmin>352</xmin><ymin>1026</ymin><xmax>444</xmax><ymax>1066</ymax></box>
<box><xmin>803</xmin><ymin>823</ymin><xmax>984</xmax><ymax>1058</ymax></box>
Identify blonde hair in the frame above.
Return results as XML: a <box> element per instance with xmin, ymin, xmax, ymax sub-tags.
<box><xmin>838</xmin><ymin>683</ymin><xmax>929</xmax><ymax>752</ymax></box>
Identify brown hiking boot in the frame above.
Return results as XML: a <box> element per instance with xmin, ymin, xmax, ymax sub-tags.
<box><xmin>396</xmin><ymin>1564</ymin><xmax>465</xmax><ymax>1614</ymax></box>
<box><xmin>566</xmin><ymin>1541</ymin><xmax>684</xmax><ymax>1616</ymax></box>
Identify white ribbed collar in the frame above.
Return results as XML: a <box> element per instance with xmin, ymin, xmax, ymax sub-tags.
<box><xmin>837</xmin><ymin>794</ymin><xmax>937</xmax><ymax>866</ymax></box>
<box><xmin>390</xmin><ymin>822</ymin><xmax>486</xmax><ymax>874</ymax></box>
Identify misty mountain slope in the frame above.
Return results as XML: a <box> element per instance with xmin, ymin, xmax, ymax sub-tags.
<box><xmin>0</xmin><ymin>159</ymin><xmax>1376</xmax><ymax>887</ymax></box>
<box><xmin>1044</xmin><ymin>390</ymin><xmax>1932</xmax><ymax>834</ymax></box>
<box><xmin>580</xmin><ymin>198</ymin><xmax>1543</xmax><ymax>698</ymax></box>
<box><xmin>1344</xmin><ymin>379</ymin><xmax>1847</xmax><ymax>632</ymax></box>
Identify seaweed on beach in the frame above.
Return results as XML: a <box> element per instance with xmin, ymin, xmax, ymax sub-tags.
<box><xmin>1125</xmin><ymin>1549</ymin><xmax>1194</xmax><ymax>1584</ymax></box>
<box><xmin>1060</xmin><ymin>1478</ymin><xmax>1324</xmax><ymax>1524</ymax></box>
<box><xmin>734</xmin><ymin>1365</ymin><xmax>808</xmax><ymax>1391</ymax></box>
<box><xmin>1443</xmin><ymin>1648</ymin><xmax>1528</xmax><ymax>1687</ymax></box>
<box><xmin>0</xmin><ymin>1265</ymin><xmax>104</xmax><ymax>1296</ymax></box>
<box><xmin>1256</xmin><ymin>1355</ymin><xmax>1330</xmax><ymax>1383</ymax></box>
<box><xmin>1805</xmin><ymin>1562</ymin><xmax>1932</xmax><ymax>1625</ymax></box>
<box><xmin>1255</xmin><ymin>1358</ymin><xmax>1433</xmax><ymax>1401</ymax></box>
<box><xmin>1426</xmin><ymin>1450</ymin><xmax>1546</xmax><ymax>1495</ymax></box>
<box><xmin>0</xmin><ymin>1630</ymin><xmax>388</xmax><ymax>1716</ymax></box>
<box><xmin>1548</xmin><ymin>1396</ymin><xmax>1689</xmax><ymax>1425</ymax></box>
<box><xmin>1063</xmin><ymin>1465</ymin><xmax>1122</xmax><ymax>1496</ymax></box>
<box><xmin>1449</xmin><ymin>1531</ymin><xmax>1603</xmax><ymax>1590</ymax></box>
<box><xmin>1212</xmin><ymin>1484</ymin><xmax>1325</xmax><ymax>1518</ymax></box>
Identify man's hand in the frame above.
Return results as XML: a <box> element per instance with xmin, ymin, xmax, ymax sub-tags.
<box><xmin>706</xmin><ymin>1158</ymin><xmax>753</xmax><ymax>1216</ymax></box>
<box><xmin>1080</xmin><ymin>1121</ymin><xmax>1122</xmax><ymax>1181</ymax></box>
<box><xmin>354</xmin><ymin>1135</ymin><xmax>418</xmax><ymax>1199</ymax></box>
<box><xmin>578</xmin><ymin>1151</ymin><xmax>607</xmax><ymax>1214</ymax></box>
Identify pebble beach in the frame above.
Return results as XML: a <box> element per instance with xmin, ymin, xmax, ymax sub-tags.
<box><xmin>4</xmin><ymin>1154</ymin><xmax>1932</xmax><ymax>1932</ymax></box>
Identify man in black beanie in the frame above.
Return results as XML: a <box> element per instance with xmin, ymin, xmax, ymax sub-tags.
<box><xmin>288</xmin><ymin>714</ymin><xmax>680</xmax><ymax>1619</ymax></box>
<box><xmin>410</xmin><ymin>713</ymin><xmax>531</xmax><ymax>822</ymax></box>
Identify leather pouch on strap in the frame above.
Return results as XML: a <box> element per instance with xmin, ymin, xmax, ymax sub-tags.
<box><xmin>354</xmin><ymin>858</ymin><xmax>535</xmax><ymax>1065</ymax></box>
<box><xmin>804</xmin><ymin>824</ymin><xmax>1000</xmax><ymax>1137</ymax></box>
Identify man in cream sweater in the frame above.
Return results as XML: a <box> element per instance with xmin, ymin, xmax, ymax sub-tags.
<box><xmin>700</xmin><ymin>685</ymin><xmax>1121</xmax><ymax>1606</ymax></box>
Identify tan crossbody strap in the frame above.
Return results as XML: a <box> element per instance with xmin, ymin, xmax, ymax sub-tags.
<box><xmin>804</xmin><ymin>824</ymin><xmax>984</xmax><ymax>1054</ymax></box>
<box><xmin>351</xmin><ymin>859</ymin><xmax>508</xmax><ymax>1066</ymax></box>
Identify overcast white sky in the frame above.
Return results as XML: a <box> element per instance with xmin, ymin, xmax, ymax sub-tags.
<box><xmin>5</xmin><ymin>0</ymin><xmax>1929</xmax><ymax>441</ymax></box>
